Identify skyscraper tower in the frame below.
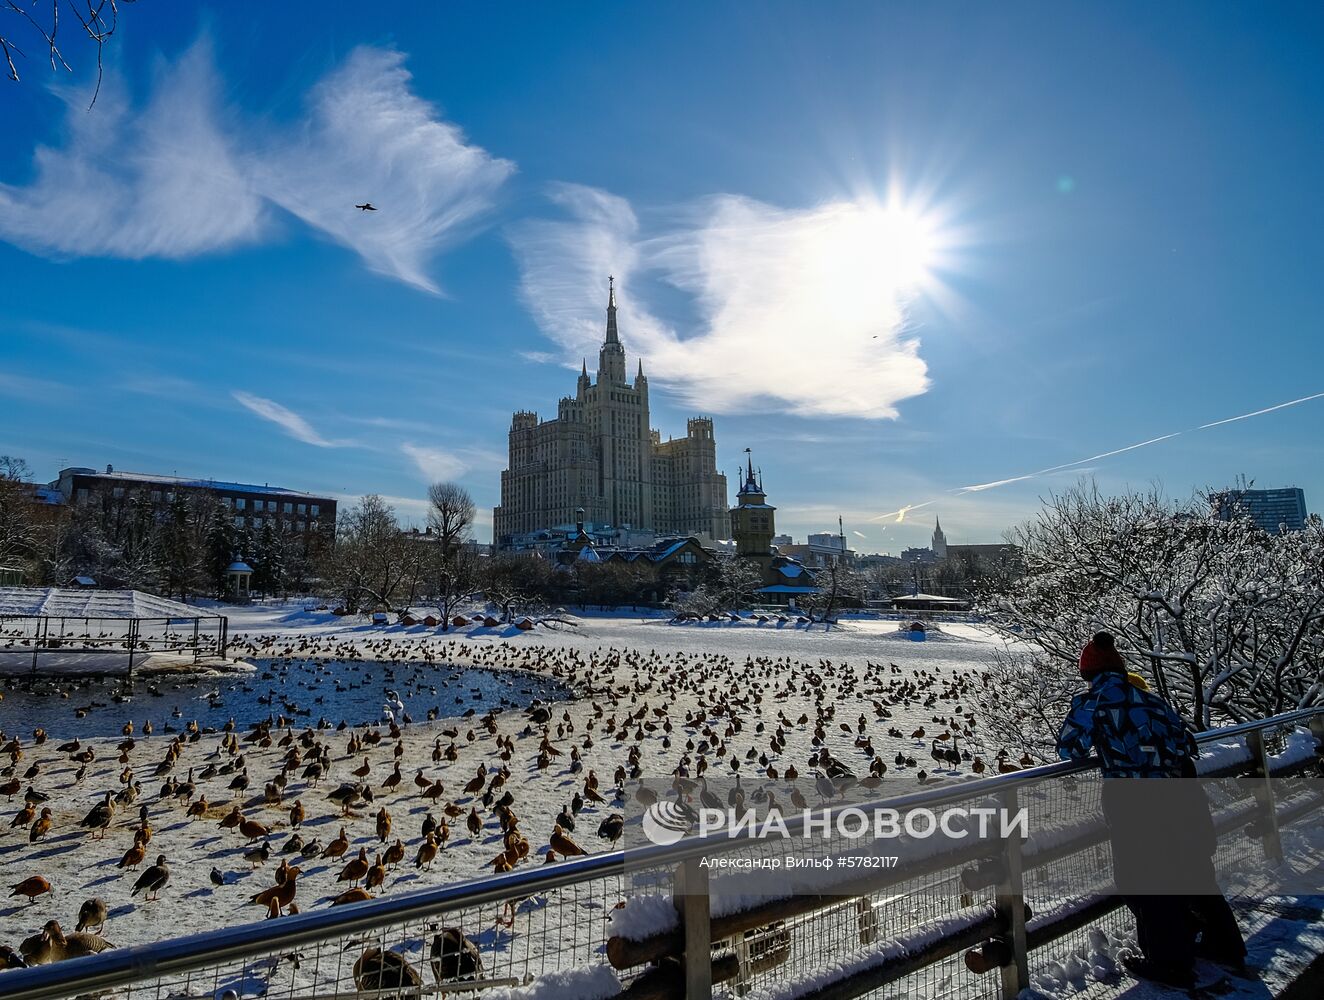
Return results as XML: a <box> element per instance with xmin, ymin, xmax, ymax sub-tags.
<box><xmin>494</xmin><ymin>280</ymin><xmax>731</xmax><ymax>547</ymax></box>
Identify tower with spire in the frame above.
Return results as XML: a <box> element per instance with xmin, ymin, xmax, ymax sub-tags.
<box><xmin>494</xmin><ymin>278</ymin><xmax>730</xmax><ymax>548</ymax></box>
<box><xmin>597</xmin><ymin>276</ymin><xmax>628</xmax><ymax>385</ymax></box>
<box><xmin>932</xmin><ymin>517</ymin><xmax>948</xmax><ymax>559</ymax></box>
<box><xmin>732</xmin><ymin>448</ymin><xmax>776</xmax><ymax>558</ymax></box>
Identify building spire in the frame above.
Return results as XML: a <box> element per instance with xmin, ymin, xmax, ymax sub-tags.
<box><xmin>604</xmin><ymin>275</ymin><xmax>619</xmax><ymax>345</ymax></box>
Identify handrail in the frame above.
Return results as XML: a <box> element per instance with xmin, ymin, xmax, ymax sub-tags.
<box><xmin>1</xmin><ymin>704</ymin><xmax>1320</xmax><ymax>1000</ymax></box>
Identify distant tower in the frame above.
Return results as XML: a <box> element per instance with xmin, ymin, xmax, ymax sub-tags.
<box><xmin>732</xmin><ymin>449</ymin><xmax>776</xmax><ymax>558</ymax></box>
<box><xmin>597</xmin><ymin>276</ymin><xmax>627</xmax><ymax>385</ymax></box>
<box><xmin>932</xmin><ymin>517</ymin><xmax>948</xmax><ymax>559</ymax></box>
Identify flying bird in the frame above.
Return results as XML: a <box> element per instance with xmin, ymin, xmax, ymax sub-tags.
<box><xmin>355</xmin><ymin>203</ymin><xmax>377</xmax><ymax>212</ymax></box>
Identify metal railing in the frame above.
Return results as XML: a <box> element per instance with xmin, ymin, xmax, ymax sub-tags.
<box><xmin>2</xmin><ymin>707</ymin><xmax>1321</xmax><ymax>1000</ymax></box>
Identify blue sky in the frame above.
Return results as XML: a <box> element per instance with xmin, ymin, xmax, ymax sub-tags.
<box><xmin>2</xmin><ymin>3</ymin><xmax>1322</xmax><ymax>549</ymax></box>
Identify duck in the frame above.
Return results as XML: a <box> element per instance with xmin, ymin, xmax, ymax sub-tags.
<box><xmin>9</xmin><ymin>875</ymin><xmax>52</xmax><ymax>904</ymax></box>
<box><xmin>329</xmin><ymin>886</ymin><xmax>373</xmax><ymax>907</ymax></box>
<box><xmin>29</xmin><ymin>806</ymin><xmax>53</xmax><ymax>842</ymax></box>
<box><xmin>21</xmin><ymin>920</ymin><xmax>114</xmax><ymax>965</ymax></box>
<box><xmin>430</xmin><ymin>927</ymin><xmax>483</xmax><ymax>984</ymax></box>
<box><xmin>354</xmin><ymin>947</ymin><xmax>422</xmax><ymax>992</ymax></box>
<box><xmin>80</xmin><ymin>791</ymin><xmax>115</xmax><ymax>839</ymax></box>
<box><xmin>338</xmin><ymin>847</ymin><xmax>370</xmax><ymax>885</ymax></box>
<box><xmin>243</xmin><ymin>840</ymin><xmax>272</xmax><ymax>868</ymax></box>
<box><xmin>118</xmin><ymin>841</ymin><xmax>146</xmax><ymax>871</ymax></box>
<box><xmin>250</xmin><ymin>869</ymin><xmax>299</xmax><ymax>915</ymax></box>
<box><xmin>549</xmin><ymin>824</ymin><xmax>586</xmax><ymax>857</ymax></box>
<box><xmin>76</xmin><ymin>898</ymin><xmax>108</xmax><ymax>935</ymax></box>
<box><xmin>321</xmin><ymin>827</ymin><xmax>350</xmax><ymax>859</ymax></box>
<box><xmin>131</xmin><ymin>856</ymin><xmax>170</xmax><ymax>901</ymax></box>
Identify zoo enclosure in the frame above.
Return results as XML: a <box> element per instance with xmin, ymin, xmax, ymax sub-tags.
<box><xmin>0</xmin><ymin>587</ymin><xmax>229</xmax><ymax>675</ymax></box>
<box><xmin>0</xmin><ymin>706</ymin><xmax>1319</xmax><ymax>1000</ymax></box>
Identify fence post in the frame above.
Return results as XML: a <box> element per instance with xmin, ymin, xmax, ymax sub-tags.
<box><xmin>1245</xmin><ymin>729</ymin><xmax>1282</xmax><ymax>863</ymax></box>
<box><xmin>996</xmin><ymin>785</ymin><xmax>1029</xmax><ymax>999</ymax></box>
<box><xmin>677</xmin><ymin>857</ymin><xmax>712</xmax><ymax>1000</ymax></box>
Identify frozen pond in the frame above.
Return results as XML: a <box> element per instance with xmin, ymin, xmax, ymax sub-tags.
<box><xmin>0</xmin><ymin>658</ymin><xmax>574</xmax><ymax>738</ymax></box>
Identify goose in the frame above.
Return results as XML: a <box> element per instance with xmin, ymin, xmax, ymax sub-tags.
<box><xmin>131</xmin><ymin>856</ymin><xmax>170</xmax><ymax>901</ymax></box>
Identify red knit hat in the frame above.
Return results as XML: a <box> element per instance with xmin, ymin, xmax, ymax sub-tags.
<box><xmin>1079</xmin><ymin>631</ymin><xmax>1125</xmax><ymax>679</ymax></box>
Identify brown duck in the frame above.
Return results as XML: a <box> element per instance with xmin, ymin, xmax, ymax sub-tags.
<box><xmin>10</xmin><ymin>875</ymin><xmax>53</xmax><ymax>903</ymax></box>
<box><xmin>338</xmin><ymin>847</ymin><xmax>370</xmax><ymax>885</ymax></box>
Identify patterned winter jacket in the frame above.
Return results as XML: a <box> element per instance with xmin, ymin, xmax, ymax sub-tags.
<box><xmin>1056</xmin><ymin>670</ymin><xmax>1198</xmax><ymax>778</ymax></box>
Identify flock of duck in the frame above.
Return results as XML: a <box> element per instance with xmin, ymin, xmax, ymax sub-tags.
<box><xmin>0</xmin><ymin>629</ymin><xmax>1001</xmax><ymax>986</ymax></box>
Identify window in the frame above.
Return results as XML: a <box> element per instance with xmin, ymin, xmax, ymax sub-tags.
<box><xmin>309</xmin><ymin>520</ymin><xmax>318</xmax><ymax>532</ymax></box>
<box><xmin>112</xmin><ymin>487</ymin><xmax>124</xmax><ymax>499</ymax></box>
<box><xmin>76</xmin><ymin>488</ymin><xmax>88</xmax><ymax>502</ymax></box>
<box><xmin>221</xmin><ymin>497</ymin><xmax>232</xmax><ymax>508</ymax></box>
<box><xmin>297</xmin><ymin>503</ymin><xmax>306</xmax><ymax>514</ymax></box>
<box><xmin>310</xmin><ymin>504</ymin><xmax>320</xmax><ymax>516</ymax></box>
<box><xmin>236</xmin><ymin>498</ymin><xmax>247</xmax><ymax>510</ymax></box>
<box><xmin>296</xmin><ymin>521</ymin><xmax>305</xmax><ymax>533</ymax></box>
<box><xmin>283</xmin><ymin>502</ymin><xmax>293</xmax><ymax>514</ymax></box>
<box><xmin>233</xmin><ymin>515</ymin><xmax>244</xmax><ymax>528</ymax></box>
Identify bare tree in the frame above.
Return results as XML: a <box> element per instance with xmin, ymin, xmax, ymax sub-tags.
<box><xmin>1</xmin><ymin>1</ymin><xmax>133</xmax><ymax>107</ymax></box>
<box><xmin>426</xmin><ymin>482</ymin><xmax>475</xmax><ymax>553</ymax></box>
<box><xmin>324</xmin><ymin>495</ymin><xmax>418</xmax><ymax>614</ymax></box>
<box><xmin>423</xmin><ymin>541</ymin><xmax>481</xmax><ymax>630</ymax></box>
<box><xmin>482</xmin><ymin>552</ymin><xmax>552</xmax><ymax>621</ymax></box>
<box><xmin>801</xmin><ymin>560</ymin><xmax>866</xmax><ymax>624</ymax></box>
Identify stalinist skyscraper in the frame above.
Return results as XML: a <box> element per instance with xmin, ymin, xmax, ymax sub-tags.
<box><xmin>493</xmin><ymin>280</ymin><xmax>730</xmax><ymax>549</ymax></box>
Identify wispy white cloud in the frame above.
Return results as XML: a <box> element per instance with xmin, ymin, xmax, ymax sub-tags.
<box><xmin>0</xmin><ymin>41</ymin><xmax>512</xmax><ymax>292</ymax></box>
<box><xmin>509</xmin><ymin>185</ymin><xmax>932</xmax><ymax>418</ymax></box>
<box><xmin>231</xmin><ymin>391</ymin><xmax>338</xmax><ymax>447</ymax></box>
<box><xmin>400</xmin><ymin>442</ymin><xmax>468</xmax><ymax>482</ymax></box>
<box><xmin>0</xmin><ymin>39</ymin><xmax>262</xmax><ymax>259</ymax></box>
<box><xmin>257</xmin><ymin>47</ymin><xmax>513</xmax><ymax>293</ymax></box>
<box><xmin>0</xmin><ymin>372</ymin><xmax>69</xmax><ymax>399</ymax></box>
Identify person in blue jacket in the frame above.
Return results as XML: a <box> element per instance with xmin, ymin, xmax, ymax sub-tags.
<box><xmin>1057</xmin><ymin>631</ymin><xmax>1246</xmax><ymax>988</ymax></box>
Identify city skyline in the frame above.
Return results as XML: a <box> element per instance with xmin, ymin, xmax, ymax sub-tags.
<box><xmin>4</xmin><ymin>4</ymin><xmax>1323</xmax><ymax>551</ymax></box>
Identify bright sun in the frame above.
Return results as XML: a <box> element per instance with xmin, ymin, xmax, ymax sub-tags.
<box><xmin>821</xmin><ymin>198</ymin><xmax>943</xmax><ymax>302</ymax></box>
<box><xmin>852</xmin><ymin>204</ymin><xmax>938</xmax><ymax>291</ymax></box>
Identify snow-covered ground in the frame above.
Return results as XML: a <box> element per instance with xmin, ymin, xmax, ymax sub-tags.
<box><xmin>0</xmin><ymin>602</ymin><xmax>1318</xmax><ymax>999</ymax></box>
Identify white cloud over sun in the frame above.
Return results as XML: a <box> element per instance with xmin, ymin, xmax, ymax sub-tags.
<box><xmin>510</xmin><ymin>184</ymin><xmax>942</xmax><ymax>419</ymax></box>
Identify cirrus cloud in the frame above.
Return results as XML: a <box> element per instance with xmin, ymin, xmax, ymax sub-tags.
<box><xmin>0</xmin><ymin>40</ymin><xmax>513</xmax><ymax>294</ymax></box>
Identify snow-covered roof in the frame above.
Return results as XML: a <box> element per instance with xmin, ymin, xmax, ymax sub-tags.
<box><xmin>0</xmin><ymin>587</ymin><xmax>223</xmax><ymax>620</ymax></box>
<box><xmin>777</xmin><ymin>564</ymin><xmax>805</xmax><ymax>578</ymax></box>
<box><xmin>735</xmin><ymin>502</ymin><xmax>776</xmax><ymax>510</ymax></box>
<box><xmin>758</xmin><ymin>584</ymin><xmax>818</xmax><ymax>594</ymax></box>
<box><xmin>68</xmin><ymin>469</ymin><xmax>329</xmax><ymax>500</ymax></box>
<box><xmin>226</xmin><ymin>562</ymin><xmax>254</xmax><ymax>574</ymax></box>
<box><xmin>893</xmin><ymin>592</ymin><xmax>965</xmax><ymax>604</ymax></box>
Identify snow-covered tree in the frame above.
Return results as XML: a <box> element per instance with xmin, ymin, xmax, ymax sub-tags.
<box><xmin>979</xmin><ymin>482</ymin><xmax>1324</xmax><ymax>748</ymax></box>
<box><xmin>0</xmin><ymin>455</ymin><xmax>37</xmax><ymax>570</ymax></box>
<box><xmin>251</xmin><ymin>516</ymin><xmax>286</xmax><ymax>598</ymax></box>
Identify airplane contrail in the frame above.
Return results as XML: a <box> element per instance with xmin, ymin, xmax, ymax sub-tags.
<box><xmin>1197</xmin><ymin>392</ymin><xmax>1324</xmax><ymax>430</ymax></box>
<box><xmin>871</xmin><ymin>391</ymin><xmax>1322</xmax><ymax>523</ymax></box>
